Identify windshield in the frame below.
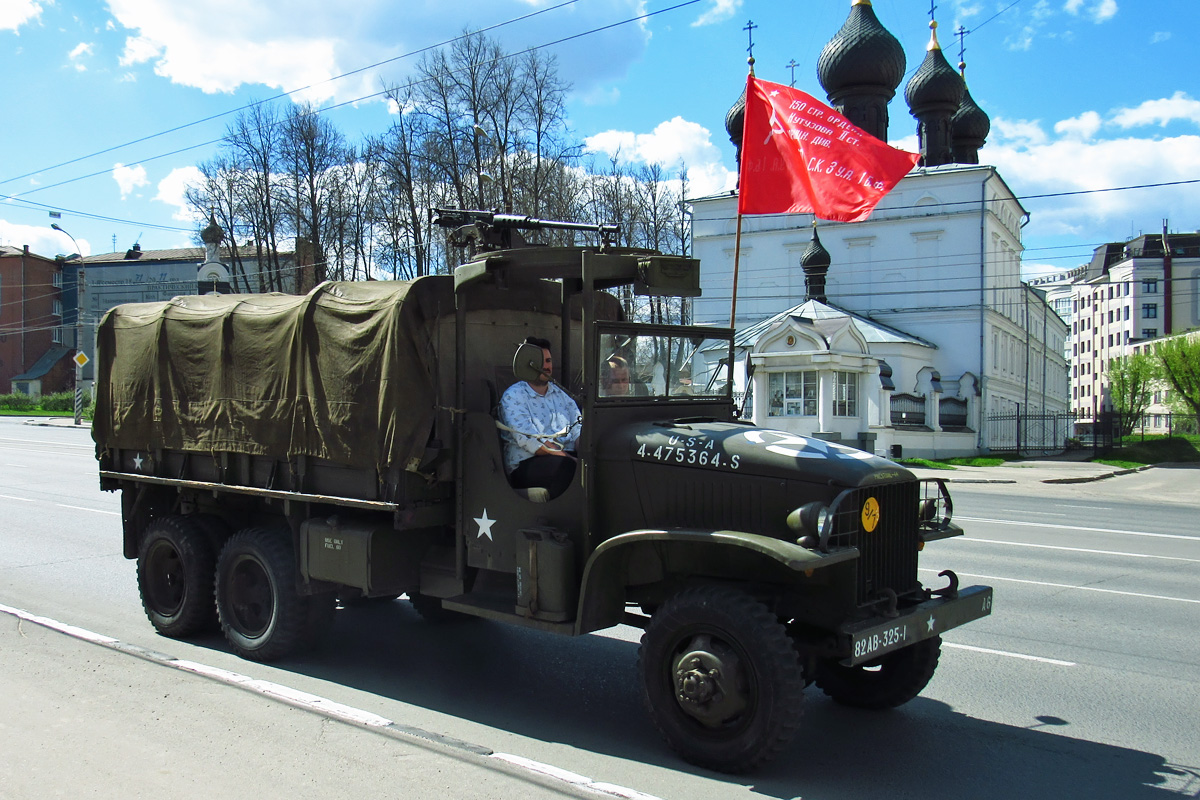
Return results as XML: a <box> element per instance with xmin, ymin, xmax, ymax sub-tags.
<box><xmin>597</xmin><ymin>325</ymin><xmax>732</xmax><ymax>400</ymax></box>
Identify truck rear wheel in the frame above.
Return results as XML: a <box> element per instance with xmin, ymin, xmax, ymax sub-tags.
<box><xmin>815</xmin><ymin>635</ymin><xmax>941</xmax><ymax>709</ymax></box>
<box><xmin>638</xmin><ymin>586</ymin><xmax>803</xmax><ymax>774</ymax></box>
<box><xmin>137</xmin><ymin>516</ymin><xmax>217</xmax><ymax>638</ymax></box>
<box><xmin>215</xmin><ymin>527</ymin><xmax>308</xmax><ymax>662</ymax></box>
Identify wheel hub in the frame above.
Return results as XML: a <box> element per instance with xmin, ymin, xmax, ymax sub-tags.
<box><xmin>672</xmin><ymin>634</ymin><xmax>747</xmax><ymax>727</ymax></box>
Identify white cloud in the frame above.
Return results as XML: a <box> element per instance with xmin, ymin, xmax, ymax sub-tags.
<box><xmin>693</xmin><ymin>0</ymin><xmax>740</xmax><ymax>27</ymax></box>
<box><xmin>991</xmin><ymin>117</ymin><xmax>1050</xmax><ymax>147</ymax></box>
<box><xmin>1064</xmin><ymin>0</ymin><xmax>1117</xmax><ymax>22</ymax></box>
<box><xmin>985</xmin><ymin>126</ymin><xmax>1200</xmax><ymax>242</ymax></box>
<box><xmin>584</xmin><ymin>116</ymin><xmax>735</xmax><ymax>196</ymax></box>
<box><xmin>113</xmin><ymin>163</ymin><xmax>149</xmax><ymax>198</ymax></box>
<box><xmin>119</xmin><ymin>34</ymin><xmax>162</xmax><ymax>67</ymax></box>
<box><xmin>0</xmin><ymin>0</ymin><xmax>43</xmax><ymax>32</ymax></box>
<box><xmin>1110</xmin><ymin>92</ymin><xmax>1200</xmax><ymax>129</ymax></box>
<box><xmin>155</xmin><ymin>166</ymin><xmax>206</xmax><ymax>222</ymax></box>
<box><xmin>103</xmin><ymin>1</ymin><xmax>652</xmax><ymax>106</ymax></box>
<box><xmin>0</xmin><ymin>219</ymin><xmax>90</xmax><ymax>258</ymax></box>
<box><xmin>1054</xmin><ymin>110</ymin><xmax>1102</xmax><ymax>140</ymax></box>
<box><xmin>68</xmin><ymin>42</ymin><xmax>93</xmax><ymax>71</ymax></box>
<box><xmin>1151</xmin><ymin>31</ymin><xmax>1171</xmax><ymax>44</ymax></box>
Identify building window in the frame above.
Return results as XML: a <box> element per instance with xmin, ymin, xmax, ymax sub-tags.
<box><xmin>834</xmin><ymin>371</ymin><xmax>858</xmax><ymax>417</ymax></box>
<box><xmin>1108</xmin><ymin>310</ymin><xmax>1113</xmax><ymax>323</ymax></box>
<box><xmin>1143</xmin><ymin>279</ymin><xmax>1158</xmax><ymax>293</ymax></box>
<box><xmin>52</xmin><ymin>325</ymin><xmax>63</xmax><ymax>344</ymax></box>
<box><xmin>1142</xmin><ymin>328</ymin><xmax>1157</xmax><ymax>339</ymax></box>
<box><xmin>1124</xmin><ymin>331</ymin><xmax>1130</xmax><ymax>345</ymax></box>
<box><xmin>53</xmin><ymin>271</ymin><xmax>63</xmax><ymax>288</ymax></box>
<box><xmin>53</xmin><ymin>299</ymin><xmax>63</xmax><ymax>317</ymax></box>
<box><xmin>768</xmin><ymin>371</ymin><xmax>817</xmax><ymax>416</ymax></box>
<box><xmin>1124</xmin><ymin>306</ymin><xmax>1130</xmax><ymax>321</ymax></box>
<box><xmin>1143</xmin><ymin>303</ymin><xmax>1158</xmax><ymax>319</ymax></box>
<box><xmin>1108</xmin><ymin>334</ymin><xmax>1113</xmax><ymax>348</ymax></box>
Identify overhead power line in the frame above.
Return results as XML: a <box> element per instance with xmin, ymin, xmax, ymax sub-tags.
<box><xmin>1</xmin><ymin>0</ymin><xmax>704</xmax><ymax>223</ymax></box>
<box><xmin>0</xmin><ymin>0</ymin><xmax>586</xmax><ymax>190</ymax></box>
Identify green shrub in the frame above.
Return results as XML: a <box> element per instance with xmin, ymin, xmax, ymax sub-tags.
<box><xmin>39</xmin><ymin>391</ymin><xmax>89</xmax><ymax>412</ymax></box>
<box><xmin>0</xmin><ymin>393</ymin><xmax>37</xmax><ymax>411</ymax></box>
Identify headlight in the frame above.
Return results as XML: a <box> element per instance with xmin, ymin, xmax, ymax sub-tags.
<box><xmin>787</xmin><ymin>501</ymin><xmax>829</xmax><ymax>546</ymax></box>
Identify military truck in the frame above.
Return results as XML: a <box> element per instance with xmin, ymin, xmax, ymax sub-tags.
<box><xmin>94</xmin><ymin>210</ymin><xmax>992</xmax><ymax>773</ymax></box>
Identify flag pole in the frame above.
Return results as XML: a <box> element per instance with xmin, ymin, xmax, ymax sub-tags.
<box><xmin>730</xmin><ymin>64</ymin><xmax>753</xmax><ymax>329</ymax></box>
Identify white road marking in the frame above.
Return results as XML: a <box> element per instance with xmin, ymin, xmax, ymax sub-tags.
<box><xmin>943</xmin><ymin>642</ymin><xmax>1076</xmax><ymax>666</ymax></box>
<box><xmin>6</xmin><ymin>464</ymin><xmax>28</xmax><ymax>468</ymax></box>
<box><xmin>958</xmin><ymin>516</ymin><xmax>1197</xmax><ymax>542</ymax></box>
<box><xmin>0</xmin><ymin>437</ymin><xmax>93</xmax><ymax>450</ymax></box>
<box><xmin>1058</xmin><ymin>505</ymin><xmax>1112</xmax><ymax>511</ymax></box>
<box><xmin>999</xmin><ymin>509</ymin><xmax>1067</xmax><ymax>516</ymax></box>
<box><xmin>55</xmin><ymin>503</ymin><xmax>120</xmax><ymax>516</ymax></box>
<box><xmin>0</xmin><ymin>494</ymin><xmax>34</xmax><ymax>502</ymax></box>
<box><xmin>924</xmin><ymin>569</ymin><xmax>1200</xmax><ymax>605</ymax></box>
<box><xmin>953</xmin><ymin>537</ymin><xmax>1200</xmax><ymax>564</ymax></box>
<box><xmin>0</xmin><ymin>602</ymin><xmax>662</xmax><ymax>800</ymax></box>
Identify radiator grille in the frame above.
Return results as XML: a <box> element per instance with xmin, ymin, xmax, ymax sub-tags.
<box><xmin>825</xmin><ymin>482</ymin><xmax>921</xmax><ymax>606</ymax></box>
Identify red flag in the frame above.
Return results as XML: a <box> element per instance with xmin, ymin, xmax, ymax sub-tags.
<box><xmin>738</xmin><ymin>76</ymin><xmax>919</xmax><ymax>222</ymax></box>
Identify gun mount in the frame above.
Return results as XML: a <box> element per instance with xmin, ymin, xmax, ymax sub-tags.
<box><xmin>431</xmin><ymin>208</ymin><xmax>621</xmax><ymax>255</ymax></box>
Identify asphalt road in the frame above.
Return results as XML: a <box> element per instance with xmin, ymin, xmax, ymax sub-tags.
<box><xmin>1</xmin><ymin>417</ymin><xmax>1197</xmax><ymax>799</ymax></box>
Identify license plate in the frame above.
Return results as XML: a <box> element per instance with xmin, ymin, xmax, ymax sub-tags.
<box><xmin>843</xmin><ymin>585</ymin><xmax>993</xmax><ymax>666</ymax></box>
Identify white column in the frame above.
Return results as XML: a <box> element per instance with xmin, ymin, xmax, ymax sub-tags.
<box><xmin>817</xmin><ymin>370</ymin><xmax>834</xmax><ymax>433</ymax></box>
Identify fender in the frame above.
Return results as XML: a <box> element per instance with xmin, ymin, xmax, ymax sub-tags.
<box><xmin>574</xmin><ymin>529</ymin><xmax>859</xmax><ymax>634</ymax></box>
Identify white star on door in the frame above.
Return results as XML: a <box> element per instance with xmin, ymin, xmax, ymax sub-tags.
<box><xmin>133</xmin><ymin>453</ymin><xmax>144</xmax><ymax>470</ymax></box>
<box><xmin>474</xmin><ymin>509</ymin><xmax>496</xmax><ymax>540</ymax></box>
<box><xmin>927</xmin><ymin>614</ymin><xmax>936</xmax><ymax>632</ymax></box>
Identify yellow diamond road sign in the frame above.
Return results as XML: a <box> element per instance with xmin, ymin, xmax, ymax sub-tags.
<box><xmin>73</xmin><ymin>351</ymin><xmax>89</xmax><ymax>368</ymax></box>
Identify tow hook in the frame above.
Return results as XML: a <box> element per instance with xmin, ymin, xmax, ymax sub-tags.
<box><xmin>933</xmin><ymin>569</ymin><xmax>959</xmax><ymax>599</ymax></box>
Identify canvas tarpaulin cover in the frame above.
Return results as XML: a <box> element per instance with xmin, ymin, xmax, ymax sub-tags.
<box><xmin>93</xmin><ymin>278</ymin><xmax>454</xmax><ymax>472</ymax></box>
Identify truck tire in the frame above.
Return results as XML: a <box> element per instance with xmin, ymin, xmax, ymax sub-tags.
<box><xmin>638</xmin><ymin>585</ymin><xmax>804</xmax><ymax>774</ymax></box>
<box><xmin>137</xmin><ymin>516</ymin><xmax>218</xmax><ymax>638</ymax></box>
<box><xmin>815</xmin><ymin>635</ymin><xmax>941</xmax><ymax>710</ymax></box>
<box><xmin>215</xmin><ymin>527</ymin><xmax>308</xmax><ymax>662</ymax></box>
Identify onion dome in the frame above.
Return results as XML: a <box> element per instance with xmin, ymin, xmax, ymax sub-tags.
<box><xmin>200</xmin><ymin>214</ymin><xmax>225</xmax><ymax>245</ymax></box>
<box><xmin>817</xmin><ymin>0</ymin><xmax>906</xmax><ymax>141</ymax></box>
<box><xmin>951</xmin><ymin>66</ymin><xmax>990</xmax><ymax>164</ymax></box>
<box><xmin>904</xmin><ymin>22</ymin><xmax>964</xmax><ymax>167</ymax></box>
<box><xmin>801</xmin><ymin>224</ymin><xmax>831</xmax><ymax>302</ymax></box>
<box><xmin>725</xmin><ymin>86</ymin><xmax>746</xmax><ymax>157</ymax></box>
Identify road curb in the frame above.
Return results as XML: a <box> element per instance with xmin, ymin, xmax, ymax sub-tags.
<box><xmin>1042</xmin><ymin>465</ymin><xmax>1156</xmax><ymax>484</ymax></box>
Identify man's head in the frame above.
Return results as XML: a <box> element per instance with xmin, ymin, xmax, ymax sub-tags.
<box><xmin>524</xmin><ymin>337</ymin><xmax>554</xmax><ymax>388</ymax></box>
<box><xmin>602</xmin><ymin>356</ymin><xmax>631</xmax><ymax>396</ymax></box>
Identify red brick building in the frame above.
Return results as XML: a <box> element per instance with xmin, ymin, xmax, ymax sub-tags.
<box><xmin>0</xmin><ymin>245</ymin><xmax>71</xmax><ymax>395</ymax></box>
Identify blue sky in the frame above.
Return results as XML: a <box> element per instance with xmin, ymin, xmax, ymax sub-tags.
<box><xmin>2</xmin><ymin>0</ymin><xmax>1198</xmax><ymax>278</ymax></box>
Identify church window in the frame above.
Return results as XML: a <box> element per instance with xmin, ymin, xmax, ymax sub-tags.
<box><xmin>834</xmin><ymin>372</ymin><xmax>858</xmax><ymax>417</ymax></box>
<box><xmin>768</xmin><ymin>371</ymin><xmax>817</xmax><ymax>417</ymax></box>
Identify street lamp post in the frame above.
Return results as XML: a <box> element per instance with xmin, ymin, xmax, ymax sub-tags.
<box><xmin>51</xmin><ymin>223</ymin><xmax>85</xmax><ymax>426</ymax></box>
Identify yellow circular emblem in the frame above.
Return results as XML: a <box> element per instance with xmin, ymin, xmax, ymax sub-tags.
<box><xmin>861</xmin><ymin>497</ymin><xmax>881</xmax><ymax>532</ymax></box>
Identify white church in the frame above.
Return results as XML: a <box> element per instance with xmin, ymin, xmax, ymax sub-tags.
<box><xmin>691</xmin><ymin>1</ymin><xmax>1068</xmax><ymax>458</ymax></box>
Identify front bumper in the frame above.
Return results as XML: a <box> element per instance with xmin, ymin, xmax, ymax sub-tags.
<box><xmin>840</xmin><ymin>584</ymin><xmax>993</xmax><ymax>666</ymax></box>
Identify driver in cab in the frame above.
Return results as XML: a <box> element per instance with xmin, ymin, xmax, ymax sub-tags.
<box><xmin>498</xmin><ymin>337</ymin><xmax>580</xmax><ymax>497</ymax></box>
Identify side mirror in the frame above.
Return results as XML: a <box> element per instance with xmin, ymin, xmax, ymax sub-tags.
<box><xmin>513</xmin><ymin>342</ymin><xmax>544</xmax><ymax>383</ymax></box>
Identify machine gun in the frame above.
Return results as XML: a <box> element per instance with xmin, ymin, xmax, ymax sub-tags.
<box><xmin>431</xmin><ymin>208</ymin><xmax>621</xmax><ymax>255</ymax></box>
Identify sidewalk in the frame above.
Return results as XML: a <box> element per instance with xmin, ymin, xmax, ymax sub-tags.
<box><xmin>26</xmin><ymin>417</ymin><xmax>1156</xmax><ymax>485</ymax></box>
<box><xmin>903</xmin><ymin>457</ymin><xmax>1154</xmax><ymax>485</ymax></box>
<box><xmin>21</xmin><ymin>415</ymin><xmax>92</xmax><ymax>429</ymax></box>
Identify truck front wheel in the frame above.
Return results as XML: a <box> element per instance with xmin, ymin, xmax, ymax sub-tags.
<box><xmin>639</xmin><ymin>586</ymin><xmax>804</xmax><ymax>774</ymax></box>
<box><xmin>137</xmin><ymin>516</ymin><xmax>218</xmax><ymax>638</ymax></box>
<box><xmin>815</xmin><ymin>635</ymin><xmax>941</xmax><ymax>709</ymax></box>
<box><xmin>215</xmin><ymin>527</ymin><xmax>308</xmax><ymax>662</ymax></box>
